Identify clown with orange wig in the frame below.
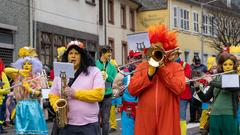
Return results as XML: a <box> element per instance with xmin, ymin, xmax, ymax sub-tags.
<box><xmin>128</xmin><ymin>24</ymin><xmax>186</xmax><ymax>135</ymax></box>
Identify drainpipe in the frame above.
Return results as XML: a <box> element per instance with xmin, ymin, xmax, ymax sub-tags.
<box><xmin>104</xmin><ymin>0</ymin><xmax>107</xmax><ymax>46</ymax></box>
<box><xmin>29</xmin><ymin>0</ymin><xmax>33</xmax><ymax>47</ymax></box>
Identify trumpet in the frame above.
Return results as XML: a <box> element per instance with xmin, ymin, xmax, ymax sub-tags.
<box><xmin>146</xmin><ymin>46</ymin><xmax>165</xmax><ymax>67</ymax></box>
<box><xmin>118</xmin><ymin>46</ymin><xmax>165</xmax><ymax>76</ymax></box>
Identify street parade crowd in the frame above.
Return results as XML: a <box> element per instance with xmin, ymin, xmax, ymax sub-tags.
<box><xmin>0</xmin><ymin>24</ymin><xmax>240</xmax><ymax>135</ymax></box>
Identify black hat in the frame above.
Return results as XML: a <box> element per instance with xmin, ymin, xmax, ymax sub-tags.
<box><xmin>193</xmin><ymin>56</ymin><xmax>201</xmax><ymax>64</ymax></box>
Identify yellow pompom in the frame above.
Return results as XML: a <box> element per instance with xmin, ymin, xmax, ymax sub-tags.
<box><xmin>110</xmin><ymin>59</ymin><xmax>118</xmax><ymax>67</ymax></box>
<box><xmin>57</xmin><ymin>47</ymin><xmax>66</xmax><ymax>61</ymax></box>
<box><xmin>18</xmin><ymin>46</ymin><xmax>38</xmax><ymax>58</ymax></box>
<box><xmin>207</xmin><ymin>57</ymin><xmax>217</xmax><ymax>71</ymax></box>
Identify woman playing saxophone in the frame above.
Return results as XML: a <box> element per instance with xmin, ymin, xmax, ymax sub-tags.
<box><xmin>49</xmin><ymin>41</ymin><xmax>105</xmax><ymax>135</ymax></box>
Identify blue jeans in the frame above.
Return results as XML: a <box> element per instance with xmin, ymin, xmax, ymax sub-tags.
<box><xmin>180</xmin><ymin>100</ymin><xmax>189</xmax><ymax>120</ymax></box>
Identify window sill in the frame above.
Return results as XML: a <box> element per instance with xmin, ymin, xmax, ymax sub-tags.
<box><xmin>178</xmin><ymin>29</ymin><xmax>191</xmax><ymax>34</ymax></box>
<box><xmin>130</xmin><ymin>28</ymin><xmax>135</xmax><ymax>32</ymax></box>
<box><xmin>108</xmin><ymin>21</ymin><xmax>114</xmax><ymax>25</ymax></box>
<box><xmin>85</xmin><ymin>1</ymin><xmax>96</xmax><ymax>6</ymax></box>
<box><xmin>121</xmin><ymin>25</ymin><xmax>127</xmax><ymax>29</ymax></box>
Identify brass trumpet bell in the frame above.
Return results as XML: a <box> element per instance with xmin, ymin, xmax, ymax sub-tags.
<box><xmin>147</xmin><ymin>46</ymin><xmax>165</xmax><ymax>67</ymax></box>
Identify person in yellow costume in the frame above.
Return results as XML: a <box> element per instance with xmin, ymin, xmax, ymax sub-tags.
<box><xmin>4</xmin><ymin>56</ymin><xmax>48</xmax><ymax>134</ymax></box>
<box><xmin>109</xmin><ymin>59</ymin><xmax>122</xmax><ymax>133</ymax></box>
<box><xmin>4</xmin><ymin>46</ymin><xmax>38</xmax><ymax>127</ymax></box>
<box><xmin>0</xmin><ymin>58</ymin><xmax>10</xmax><ymax>134</ymax></box>
<box><xmin>49</xmin><ymin>40</ymin><xmax>105</xmax><ymax>135</ymax></box>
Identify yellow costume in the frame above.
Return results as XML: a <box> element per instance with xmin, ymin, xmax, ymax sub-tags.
<box><xmin>109</xmin><ymin>59</ymin><xmax>118</xmax><ymax>131</ymax></box>
<box><xmin>0</xmin><ymin>72</ymin><xmax>10</xmax><ymax>105</ymax></box>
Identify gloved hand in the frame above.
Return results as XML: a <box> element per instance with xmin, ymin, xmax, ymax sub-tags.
<box><xmin>148</xmin><ymin>66</ymin><xmax>156</xmax><ymax>77</ymax></box>
<box><xmin>101</xmin><ymin>71</ymin><xmax>108</xmax><ymax>80</ymax></box>
<box><xmin>22</xmin><ymin>81</ymin><xmax>31</xmax><ymax>93</ymax></box>
<box><xmin>0</xmin><ymin>89</ymin><xmax>10</xmax><ymax>95</ymax></box>
<box><xmin>19</xmin><ymin>69</ymin><xmax>30</xmax><ymax>77</ymax></box>
<box><xmin>193</xmin><ymin>81</ymin><xmax>200</xmax><ymax>88</ymax></box>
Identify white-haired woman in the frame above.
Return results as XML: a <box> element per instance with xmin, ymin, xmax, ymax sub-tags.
<box><xmin>4</xmin><ymin>56</ymin><xmax>48</xmax><ymax>135</ymax></box>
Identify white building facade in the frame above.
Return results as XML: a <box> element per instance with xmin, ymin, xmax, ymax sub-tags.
<box><xmin>33</xmin><ymin>0</ymin><xmax>99</xmax><ymax>67</ymax></box>
<box><xmin>98</xmin><ymin>0</ymin><xmax>140</xmax><ymax>65</ymax></box>
<box><xmin>32</xmin><ymin>0</ymin><xmax>140</xmax><ymax>67</ymax></box>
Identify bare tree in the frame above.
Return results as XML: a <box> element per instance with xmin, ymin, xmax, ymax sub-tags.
<box><xmin>206</xmin><ymin>6</ymin><xmax>240</xmax><ymax>51</ymax></box>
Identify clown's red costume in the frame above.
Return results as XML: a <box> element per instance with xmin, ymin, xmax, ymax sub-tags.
<box><xmin>128</xmin><ymin>24</ymin><xmax>186</xmax><ymax>135</ymax></box>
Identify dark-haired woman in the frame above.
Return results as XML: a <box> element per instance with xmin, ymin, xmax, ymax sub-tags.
<box><xmin>193</xmin><ymin>52</ymin><xmax>240</xmax><ymax>135</ymax></box>
<box><xmin>49</xmin><ymin>41</ymin><xmax>105</xmax><ymax>135</ymax></box>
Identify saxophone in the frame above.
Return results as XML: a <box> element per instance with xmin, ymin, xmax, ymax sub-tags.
<box><xmin>55</xmin><ymin>71</ymin><xmax>68</xmax><ymax>128</ymax></box>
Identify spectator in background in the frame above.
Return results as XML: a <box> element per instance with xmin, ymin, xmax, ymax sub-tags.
<box><xmin>96</xmin><ymin>46</ymin><xmax>117</xmax><ymax>135</ymax></box>
<box><xmin>190</xmin><ymin>56</ymin><xmax>207</xmax><ymax>123</ymax></box>
<box><xmin>109</xmin><ymin>59</ymin><xmax>122</xmax><ymax>133</ymax></box>
<box><xmin>176</xmin><ymin>53</ymin><xmax>192</xmax><ymax>135</ymax></box>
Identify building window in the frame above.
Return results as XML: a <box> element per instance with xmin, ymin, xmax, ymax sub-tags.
<box><xmin>85</xmin><ymin>0</ymin><xmax>96</xmax><ymax>6</ymax></box>
<box><xmin>122</xmin><ymin>41</ymin><xmax>128</xmax><ymax>64</ymax></box>
<box><xmin>108</xmin><ymin>37</ymin><xmax>115</xmax><ymax>59</ymax></box>
<box><xmin>208</xmin><ymin>16</ymin><xmax>214</xmax><ymax>36</ymax></box>
<box><xmin>39</xmin><ymin>32</ymin><xmax>96</xmax><ymax>67</ymax></box>
<box><xmin>53</xmin><ymin>34</ymin><xmax>64</xmax><ymax>62</ymax></box>
<box><xmin>99</xmin><ymin>0</ymin><xmax>103</xmax><ymax>25</ymax></box>
<box><xmin>179</xmin><ymin>9</ymin><xmax>189</xmax><ymax>30</ymax></box>
<box><xmin>40</xmin><ymin>32</ymin><xmax>52</xmax><ymax>67</ymax></box>
<box><xmin>120</xmin><ymin>4</ymin><xmax>126</xmax><ymax>29</ymax></box>
<box><xmin>0</xmin><ymin>29</ymin><xmax>13</xmax><ymax>44</ymax></box>
<box><xmin>129</xmin><ymin>9</ymin><xmax>135</xmax><ymax>31</ymax></box>
<box><xmin>0</xmin><ymin>48</ymin><xmax>13</xmax><ymax>66</ymax></box>
<box><xmin>202</xmin><ymin>15</ymin><xmax>214</xmax><ymax>36</ymax></box>
<box><xmin>173</xmin><ymin>7</ymin><xmax>189</xmax><ymax>31</ymax></box>
<box><xmin>173</xmin><ymin>7</ymin><xmax>178</xmax><ymax>28</ymax></box>
<box><xmin>108</xmin><ymin>0</ymin><xmax>114</xmax><ymax>24</ymax></box>
<box><xmin>202</xmin><ymin>15</ymin><xmax>208</xmax><ymax>35</ymax></box>
<box><xmin>193</xmin><ymin>12</ymin><xmax>199</xmax><ymax>33</ymax></box>
<box><xmin>184</xmin><ymin>51</ymin><xmax>190</xmax><ymax>63</ymax></box>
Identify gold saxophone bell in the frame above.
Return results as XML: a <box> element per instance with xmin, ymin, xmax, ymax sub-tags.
<box><xmin>55</xmin><ymin>71</ymin><xmax>68</xmax><ymax>128</ymax></box>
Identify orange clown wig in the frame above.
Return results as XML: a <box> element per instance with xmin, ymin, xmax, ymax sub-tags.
<box><xmin>147</xmin><ymin>24</ymin><xmax>178</xmax><ymax>52</ymax></box>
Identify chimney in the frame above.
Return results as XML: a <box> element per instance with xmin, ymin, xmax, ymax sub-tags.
<box><xmin>227</xmin><ymin>0</ymin><xmax>231</xmax><ymax>7</ymax></box>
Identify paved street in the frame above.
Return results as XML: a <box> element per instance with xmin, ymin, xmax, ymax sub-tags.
<box><xmin>4</xmin><ymin>112</ymin><xmax>201</xmax><ymax>135</ymax></box>
<box><xmin>3</xmin><ymin>121</ymin><xmax>201</xmax><ymax>135</ymax></box>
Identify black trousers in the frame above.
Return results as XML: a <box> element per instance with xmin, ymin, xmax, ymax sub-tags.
<box><xmin>190</xmin><ymin>97</ymin><xmax>202</xmax><ymax>122</ymax></box>
<box><xmin>98</xmin><ymin>96</ymin><xmax>112</xmax><ymax>135</ymax></box>
<box><xmin>59</xmin><ymin>122</ymin><xmax>100</xmax><ymax>135</ymax></box>
<box><xmin>51</xmin><ymin>119</ymin><xmax>60</xmax><ymax>135</ymax></box>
